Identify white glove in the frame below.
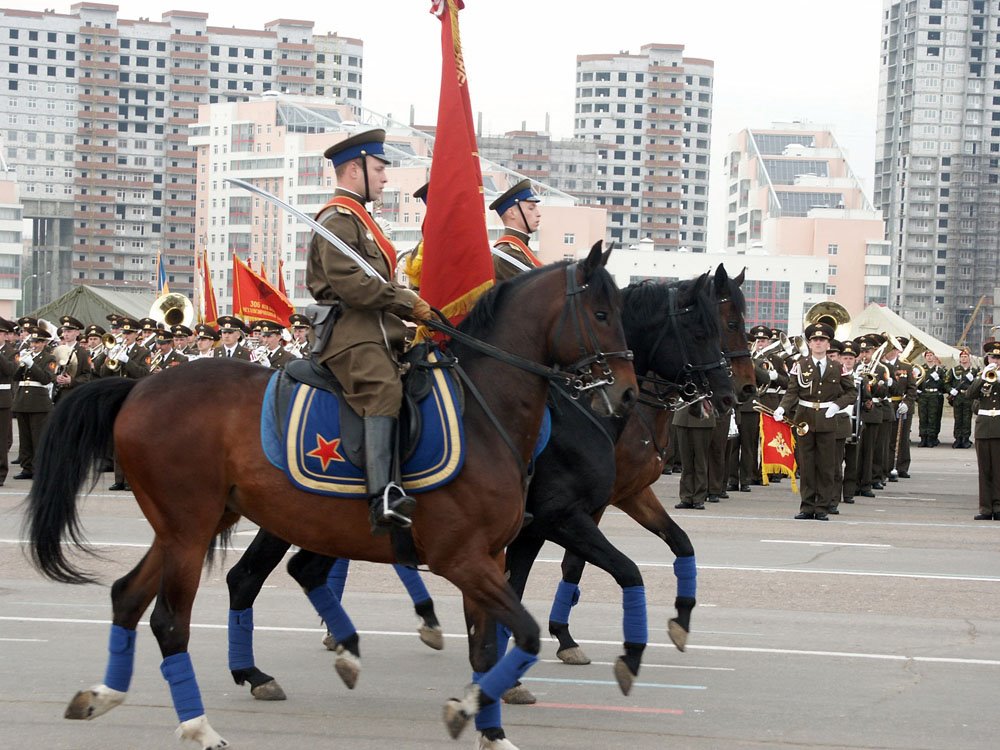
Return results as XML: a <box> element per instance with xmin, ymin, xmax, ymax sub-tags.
<box><xmin>19</xmin><ymin>352</ymin><xmax>35</xmax><ymax>369</ymax></box>
<box><xmin>930</xmin><ymin>371</ymin><xmax>940</xmax><ymax>381</ymax></box>
<box><xmin>116</xmin><ymin>351</ymin><xmax>129</xmax><ymax>364</ymax></box>
<box><xmin>768</xmin><ymin>368</ymin><xmax>778</xmax><ymax>382</ymax></box>
<box><xmin>771</xmin><ymin>406</ymin><xmax>785</xmax><ymax>423</ymax></box>
<box><xmin>886</xmin><ymin>376</ymin><xmax>893</xmax><ymax>387</ymax></box>
<box><xmin>843</xmin><ymin>404</ymin><xmax>855</xmax><ymax>417</ymax></box>
<box><xmin>824</xmin><ymin>404</ymin><xmax>839</xmax><ymax>419</ymax></box>
<box><xmin>967</xmin><ymin>371</ymin><xmax>975</xmax><ymax>382</ymax></box>
<box><xmin>949</xmin><ymin>388</ymin><xmax>959</xmax><ymax>397</ymax></box>
<box><xmin>897</xmin><ymin>402</ymin><xmax>908</xmax><ymax>416</ymax></box>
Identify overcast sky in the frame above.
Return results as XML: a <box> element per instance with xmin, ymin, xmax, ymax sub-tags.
<box><xmin>25</xmin><ymin>0</ymin><xmax>884</xmax><ymax>246</ymax></box>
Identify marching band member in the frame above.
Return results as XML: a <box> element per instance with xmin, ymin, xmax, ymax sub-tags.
<box><xmin>11</xmin><ymin>326</ymin><xmax>57</xmax><ymax>481</ymax></box>
<box><xmin>917</xmin><ymin>349</ymin><xmax>945</xmax><ymax>447</ymax></box>
<box><xmin>967</xmin><ymin>340</ymin><xmax>1000</xmax><ymax>520</ymax></box>
<box><xmin>773</xmin><ymin>322</ymin><xmax>857</xmax><ymax>520</ymax></box>
<box><xmin>102</xmin><ymin>317</ymin><xmax>152</xmax><ymax>492</ymax></box>
<box><xmin>827</xmin><ymin>340</ymin><xmax>853</xmax><ymax>514</ymax></box>
<box><xmin>171</xmin><ymin>325</ymin><xmax>195</xmax><ymax>357</ymax></box>
<box><xmin>214</xmin><ymin>316</ymin><xmax>252</xmax><ymax>360</ymax></box>
<box><xmin>945</xmin><ymin>347</ymin><xmax>978</xmax><ymax>449</ymax></box>
<box><xmin>53</xmin><ymin>315</ymin><xmax>95</xmax><ymax>404</ymax></box>
<box><xmin>287</xmin><ymin>313</ymin><xmax>313</xmax><ymax>358</ymax></box>
<box><xmin>192</xmin><ymin>324</ymin><xmax>220</xmax><ymax>359</ymax></box>
<box><xmin>84</xmin><ymin>324</ymin><xmax>109</xmax><ymax>374</ymax></box>
<box><xmin>854</xmin><ymin>337</ymin><xmax>887</xmax><ymax>499</ymax></box>
<box><xmin>0</xmin><ymin>317</ymin><xmax>18</xmax><ymax>485</ymax></box>
<box><xmin>150</xmin><ymin>328</ymin><xmax>188</xmax><ymax>372</ymax></box>
<box><xmin>257</xmin><ymin>320</ymin><xmax>293</xmax><ymax>370</ymax></box>
<box><xmin>882</xmin><ymin>337</ymin><xmax>918</xmax><ymax>480</ymax></box>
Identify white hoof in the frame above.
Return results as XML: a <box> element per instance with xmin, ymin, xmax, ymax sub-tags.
<box><xmin>443</xmin><ymin>683</ymin><xmax>480</xmax><ymax>739</ymax></box>
<box><xmin>668</xmin><ymin>619</ymin><xmax>688</xmax><ymax>652</ymax></box>
<box><xmin>64</xmin><ymin>684</ymin><xmax>126</xmax><ymax>720</ymax></box>
<box><xmin>419</xmin><ymin>623</ymin><xmax>445</xmax><ymax>650</ymax></box>
<box><xmin>175</xmin><ymin>715</ymin><xmax>229</xmax><ymax>749</ymax></box>
<box><xmin>322</xmin><ymin>631</ymin><xmax>337</xmax><ymax>651</ymax></box>
<box><xmin>613</xmin><ymin>657</ymin><xmax>636</xmax><ymax>696</ymax></box>
<box><xmin>556</xmin><ymin>645</ymin><xmax>591</xmax><ymax>665</ymax></box>
<box><xmin>477</xmin><ymin>734</ymin><xmax>520</xmax><ymax>750</ymax></box>
<box><xmin>501</xmin><ymin>684</ymin><xmax>536</xmax><ymax>705</ymax></box>
<box><xmin>334</xmin><ymin>645</ymin><xmax>361</xmax><ymax>689</ymax></box>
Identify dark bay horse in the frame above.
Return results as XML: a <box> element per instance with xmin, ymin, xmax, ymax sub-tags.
<box><xmin>535</xmin><ymin>266</ymin><xmax>754</xmax><ymax>669</ymax></box>
<box><xmin>23</xmin><ymin>247</ymin><xmax>637</xmax><ymax>749</ymax></box>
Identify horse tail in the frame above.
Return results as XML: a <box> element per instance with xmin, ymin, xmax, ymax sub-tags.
<box><xmin>23</xmin><ymin>378</ymin><xmax>139</xmax><ymax>584</ymax></box>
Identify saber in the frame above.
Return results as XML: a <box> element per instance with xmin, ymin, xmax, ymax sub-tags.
<box><xmin>491</xmin><ymin>247</ymin><xmax>532</xmax><ymax>272</ymax></box>
<box><xmin>225</xmin><ymin>177</ymin><xmax>386</xmax><ymax>283</ymax></box>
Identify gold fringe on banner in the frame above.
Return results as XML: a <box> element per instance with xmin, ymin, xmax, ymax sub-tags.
<box><xmin>758</xmin><ymin>414</ymin><xmax>798</xmax><ymax>493</ymax></box>
<box><xmin>412</xmin><ymin>279</ymin><xmax>494</xmax><ymax>344</ymax></box>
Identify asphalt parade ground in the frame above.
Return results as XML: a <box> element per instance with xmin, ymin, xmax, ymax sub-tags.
<box><xmin>1</xmin><ymin>417</ymin><xmax>998</xmax><ymax>749</ymax></box>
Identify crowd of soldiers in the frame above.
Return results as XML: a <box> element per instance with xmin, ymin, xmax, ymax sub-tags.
<box><xmin>667</xmin><ymin>320</ymin><xmax>997</xmax><ymax>521</ymax></box>
<box><xmin>0</xmin><ymin>311</ymin><xmax>316</xmax><ymax>487</ymax></box>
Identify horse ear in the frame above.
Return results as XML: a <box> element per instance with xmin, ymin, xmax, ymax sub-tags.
<box><xmin>714</xmin><ymin>263</ymin><xmax>729</xmax><ymax>293</ymax></box>
<box><xmin>693</xmin><ymin>271</ymin><xmax>709</xmax><ymax>294</ymax></box>
<box><xmin>580</xmin><ymin>240</ymin><xmax>604</xmax><ymax>276</ymax></box>
<box><xmin>601</xmin><ymin>240</ymin><xmax>616</xmax><ymax>267</ymax></box>
<box><xmin>734</xmin><ymin>267</ymin><xmax>746</xmax><ymax>286</ymax></box>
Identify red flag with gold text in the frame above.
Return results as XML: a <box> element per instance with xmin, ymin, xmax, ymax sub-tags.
<box><xmin>231</xmin><ymin>254</ymin><xmax>294</xmax><ymax>325</ymax></box>
<box><xmin>199</xmin><ymin>249</ymin><xmax>218</xmax><ymax>326</ymax></box>
<box><xmin>759</xmin><ymin>413</ymin><xmax>798</xmax><ymax>492</ymax></box>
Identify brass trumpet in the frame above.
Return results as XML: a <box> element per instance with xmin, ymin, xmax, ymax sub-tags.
<box><xmin>753</xmin><ymin>401</ymin><xmax>810</xmax><ymax>436</ymax></box>
<box><xmin>983</xmin><ymin>364</ymin><xmax>998</xmax><ymax>384</ymax></box>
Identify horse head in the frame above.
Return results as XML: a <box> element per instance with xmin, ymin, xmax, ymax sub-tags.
<box><xmin>622</xmin><ymin>271</ymin><xmax>736</xmax><ymax>414</ymax></box>
<box><xmin>712</xmin><ymin>264</ymin><xmax>756</xmax><ymax>404</ymax></box>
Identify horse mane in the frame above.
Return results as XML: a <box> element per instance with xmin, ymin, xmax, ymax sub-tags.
<box><xmin>621</xmin><ymin>275</ymin><xmax>719</xmax><ymax>339</ymax></box>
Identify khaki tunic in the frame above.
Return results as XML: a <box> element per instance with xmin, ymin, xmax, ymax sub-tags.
<box><xmin>305</xmin><ymin>188</ymin><xmax>419</xmax><ymax>416</ymax></box>
<box><xmin>493</xmin><ymin>228</ymin><xmax>538</xmax><ymax>283</ymax></box>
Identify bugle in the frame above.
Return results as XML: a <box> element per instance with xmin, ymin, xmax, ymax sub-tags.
<box><xmin>753</xmin><ymin>401</ymin><xmax>809</xmax><ymax>436</ymax></box>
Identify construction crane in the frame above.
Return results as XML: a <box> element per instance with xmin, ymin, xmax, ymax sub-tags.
<box><xmin>956</xmin><ymin>294</ymin><xmax>987</xmax><ymax>348</ymax></box>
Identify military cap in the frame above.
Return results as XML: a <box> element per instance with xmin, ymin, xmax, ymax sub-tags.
<box><xmin>118</xmin><ymin>317</ymin><xmax>141</xmax><ymax>332</ymax></box>
<box><xmin>288</xmin><ymin>313</ymin><xmax>312</xmax><ymax>329</ymax></box>
<box><xmin>865</xmin><ymin>333</ymin><xmax>885</xmax><ymax>347</ymax></box>
<box><xmin>154</xmin><ymin>328</ymin><xmax>175</xmax><ymax>343</ymax></box>
<box><xmin>840</xmin><ymin>340</ymin><xmax>860</xmax><ymax>358</ymax></box>
<box><xmin>770</xmin><ymin>328</ymin><xmax>785</xmax><ymax>340</ymax></box>
<box><xmin>256</xmin><ymin>320</ymin><xmax>284</xmax><ymax>335</ymax></box>
<box><xmin>984</xmin><ymin>340</ymin><xmax>1000</xmax><ymax>356</ymax></box>
<box><xmin>138</xmin><ymin>317</ymin><xmax>160</xmax><ymax>333</ymax></box>
<box><xmin>959</xmin><ymin>345</ymin><xmax>972</xmax><ymax>355</ymax></box>
<box><xmin>28</xmin><ymin>325</ymin><xmax>52</xmax><ymax>341</ymax></box>
<box><xmin>106</xmin><ymin>313</ymin><xmax>122</xmax><ymax>325</ymax></box>
<box><xmin>489</xmin><ymin>178</ymin><xmax>541</xmax><ymax>215</ymax></box>
<box><xmin>828</xmin><ymin>339</ymin><xmax>844</xmax><ymax>354</ymax></box>
<box><xmin>413</xmin><ymin>182</ymin><xmax>429</xmax><ymax>204</ymax></box>
<box><xmin>804</xmin><ymin>322</ymin><xmax>834</xmax><ymax>340</ymax></box>
<box><xmin>323</xmin><ymin>128</ymin><xmax>391</xmax><ymax>167</ymax></box>
<box><xmin>84</xmin><ymin>324</ymin><xmax>106</xmax><ymax>337</ymax></box>
<box><xmin>195</xmin><ymin>323</ymin><xmax>220</xmax><ymax>341</ymax></box>
<box><xmin>248</xmin><ymin>319</ymin><xmax>265</xmax><ymax>334</ymax></box>
<box><xmin>216</xmin><ymin>315</ymin><xmax>248</xmax><ymax>334</ymax></box>
<box><xmin>17</xmin><ymin>315</ymin><xmax>38</xmax><ymax>329</ymax></box>
<box><xmin>171</xmin><ymin>324</ymin><xmax>193</xmax><ymax>338</ymax></box>
<box><xmin>0</xmin><ymin>317</ymin><xmax>16</xmax><ymax>333</ymax></box>
<box><xmin>58</xmin><ymin>315</ymin><xmax>84</xmax><ymax>330</ymax></box>
<box><xmin>748</xmin><ymin>324</ymin><xmax>772</xmax><ymax>340</ymax></box>
<box><xmin>855</xmin><ymin>337</ymin><xmax>873</xmax><ymax>352</ymax></box>
<box><xmin>893</xmin><ymin>336</ymin><xmax>909</xmax><ymax>351</ymax></box>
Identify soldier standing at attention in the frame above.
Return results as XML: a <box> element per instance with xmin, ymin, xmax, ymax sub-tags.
<box><xmin>488</xmin><ymin>178</ymin><xmax>543</xmax><ymax>282</ymax></box>
<box><xmin>11</xmin><ymin>326</ymin><xmax>57</xmax><ymax>481</ymax></box>
<box><xmin>308</xmin><ymin>128</ymin><xmax>431</xmax><ymax>533</ymax></box>
<box><xmin>945</xmin><ymin>347</ymin><xmax>978</xmax><ymax>449</ymax></box>
<box><xmin>967</xmin><ymin>340</ymin><xmax>1000</xmax><ymax>520</ymax></box>
<box><xmin>917</xmin><ymin>349</ymin><xmax>945</xmax><ymax>448</ymax></box>
<box><xmin>673</xmin><ymin>401</ymin><xmax>715</xmax><ymax>511</ymax></box>
<box><xmin>773</xmin><ymin>322</ymin><xmax>857</xmax><ymax>520</ymax></box>
<box><xmin>882</xmin><ymin>338</ymin><xmax>918</xmax><ymax>479</ymax></box>
<box><xmin>53</xmin><ymin>315</ymin><xmax>95</xmax><ymax>404</ymax></box>
<box><xmin>214</xmin><ymin>316</ymin><xmax>252</xmax><ymax>360</ymax></box>
<box><xmin>0</xmin><ymin>318</ymin><xmax>18</xmax><ymax>485</ymax></box>
<box><xmin>827</xmin><ymin>340</ymin><xmax>853</xmax><ymax>515</ymax></box>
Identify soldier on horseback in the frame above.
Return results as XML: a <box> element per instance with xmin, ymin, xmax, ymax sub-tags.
<box><xmin>307</xmin><ymin>128</ymin><xmax>432</xmax><ymax>534</ymax></box>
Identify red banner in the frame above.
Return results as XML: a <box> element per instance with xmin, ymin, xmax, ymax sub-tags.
<box><xmin>231</xmin><ymin>254</ymin><xmax>294</xmax><ymax>326</ymax></box>
<box><xmin>420</xmin><ymin>0</ymin><xmax>494</xmax><ymax>323</ymax></box>
<box><xmin>278</xmin><ymin>258</ymin><xmax>289</xmax><ymax>299</ymax></box>
<box><xmin>759</xmin><ymin>413</ymin><xmax>798</xmax><ymax>492</ymax></box>
<box><xmin>199</xmin><ymin>249</ymin><xmax>218</xmax><ymax>326</ymax></box>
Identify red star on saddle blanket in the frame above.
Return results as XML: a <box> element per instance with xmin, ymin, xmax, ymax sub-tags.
<box><xmin>306</xmin><ymin>434</ymin><xmax>345</xmax><ymax>471</ymax></box>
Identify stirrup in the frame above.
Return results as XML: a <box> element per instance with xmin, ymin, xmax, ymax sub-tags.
<box><xmin>373</xmin><ymin>482</ymin><xmax>415</xmax><ymax>529</ymax></box>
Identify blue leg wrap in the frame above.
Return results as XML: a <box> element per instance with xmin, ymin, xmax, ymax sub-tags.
<box><xmin>393</xmin><ymin>564</ymin><xmax>431</xmax><ymax>605</ymax></box>
<box><xmin>548</xmin><ymin>580</ymin><xmax>581</xmax><ymax>625</ymax></box>
<box><xmin>227</xmin><ymin>608</ymin><xmax>254</xmax><ymax>671</ymax></box>
<box><xmin>622</xmin><ymin>585</ymin><xmax>648</xmax><ymax>644</ymax></box>
<box><xmin>674</xmin><ymin>555</ymin><xmax>697</xmax><ymax>599</ymax></box>
<box><xmin>306</xmin><ymin>585</ymin><xmax>356</xmax><ymax>643</ymax></box>
<box><xmin>477</xmin><ymin>646</ymin><xmax>538</xmax><ymax>703</ymax></box>
<box><xmin>103</xmin><ymin>624</ymin><xmax>136</xmax><ymax>693</ymax></box>
<box><xmin>326</xmin><ymin>558</ymin><xmax>350</xmax><ymax>601</ymax></box>
<box><xmin>160</xmin><ymin>652</ymin><xmax>204</xmax><ymax>722</ymax></box>
<box><xmin>473</xmin><ymin>670</ymin><xmax>502</xmax><ymax>731</ymax></box>
<box><xmin>495</xmin><ymin>622</ymin><xmax>511</xmax><ymax>661</ymax></box>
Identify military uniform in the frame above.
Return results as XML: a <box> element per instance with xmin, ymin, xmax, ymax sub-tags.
<box><xmin>917</xmin><ymin>362</ymin><xmax>945</xmax><ymax>447</ymax></box>
<box><xmin>0</xmin><ymin>319</ymin><xmax>18</xmax><ymax>484</ymax></box>
<box><xmin>967</xmin><ymin>341</ymin><xmax>1000</xmax><ymax>520</ymax></box>
<box><xmin>489</xmin><ymin>179</ymin><xmax>543</xmax><ymax>282</ymax></box>
<box><xmin>12</xmin><ymin>331</ymin><xmax>57</xmax><ymax>478</ymax></box>
<box><xmin>673</xmin><ymin>402</ymin><xmax>715</xmax><ymax>510</ymax></box>
<box><xmin>213</xmin><ymin>316</ymin><xmax>253</xmax><ymax>361</ymax></box>
<box><xmin>945</xmin><ymin>358</ymin><xmax>978</xmax><ymax>448</ymax></box>
<box><xmin>856</xmin><ymin>342</ymin><xmax>889</xmax><ymax>497</ymax></box>
<box><xmin>777</xmin><ymin>322</ymin><xmax>857</xmax><ymax>519</ymax></box>
<box><xmin>883</xmin><ymin>349</ymin><xmax>918</xmax><ymax>478</ymax></box>
<box><xmin>102</xmin><ymin>318</ymin><xmax>151</xmax><ymax>490</ymax></box>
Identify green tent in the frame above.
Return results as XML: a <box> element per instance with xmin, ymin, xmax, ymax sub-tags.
<box><xmin>30</xmin><ymin>285</ymin><xmax>157</xmax><ymax>327</ymax></box>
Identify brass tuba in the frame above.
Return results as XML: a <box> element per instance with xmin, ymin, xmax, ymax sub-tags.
<box><xmin>149</xmin><ymin>292</ymin><xmax>195</xmax><ymax>329</ymax></box>
<box><xmin>900</xmin><ymin>335</ymin><xmax>930</xmax><ymax>385</ymax></box>
<box><xmin>804</xmin><ymin>301</ymin><xmax>851</xmax><ymax>340</ymax></box>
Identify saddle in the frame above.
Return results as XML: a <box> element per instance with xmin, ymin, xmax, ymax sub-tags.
<box><xmin>261</xmin><ymin>344</ymin><xmax>467</xmax><ymax>497</ymax></box>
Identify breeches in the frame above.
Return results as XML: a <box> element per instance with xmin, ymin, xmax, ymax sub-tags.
<box><xmin>324</xmin><ymin>343</ymin><xmax>403</xmax><ymax>417</ymax></box>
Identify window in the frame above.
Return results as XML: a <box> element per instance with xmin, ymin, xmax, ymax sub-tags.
<box><xmin>827</xmin><ymin>243</ymin><xmax>838</xmax><ymax>255</ymax></box>
<box><xmin>563</xmin><ymin>233</ymin><xmax>575</xmax><ymax>245</ymax></box>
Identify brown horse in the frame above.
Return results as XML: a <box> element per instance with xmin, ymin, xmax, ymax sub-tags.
<box><xmin>23</xmin><ymin>246</ymin><xmax>637</xmax><ymax>749</ymax></box>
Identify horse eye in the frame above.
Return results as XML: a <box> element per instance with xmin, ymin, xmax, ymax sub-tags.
<box><xmin>595</xmin><ymin>311</ymin><xmax>608</xmax><ymax>322</ymax></box>
<box><xmin>727</xmin><ymin>321</ymin><xmax>738</xmax><ymax>331</ymax></box>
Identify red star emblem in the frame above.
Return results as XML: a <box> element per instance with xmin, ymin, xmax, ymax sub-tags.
<box><xmin>307</xmin><ymin>434</ymin><xmax>345</xmax><ymax>471</ymax></box>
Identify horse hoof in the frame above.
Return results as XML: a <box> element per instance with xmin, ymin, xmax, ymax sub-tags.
<box><xmin>175</xmin><ymin>715</ymin><xmax>229</xmax><ymax>749</ymax></box>
<box><xmin>501</xmin><ymin>684</ymin><xmax>537</xmax><ymax>705</ymax></box>
<box><xmin>419</xmin><ymin>623</ymin><xmax>445</xmax><ymax>650</ymax></box>
<box><xmin>613</xmin><ymin>657</ymin><xmax>637</xmax><ymax>696</ymax></box>
<box><xmin>477</xmin><ymin>734</ymin><xmax>521</xmax><ymax>750</ymax></box>
<box><xmin>668</xmin><ymin>618</ymin><xmax>689</xmax><ymax>652</ymax></box>
<box><xmin>556</xmin><ymin>646</ymin><xmax>591</xmax><ymax>665</ymax></box>
<box><xmin>442</xmin><ymin>683</ymin><xmax>480</xmax><ymax>739</ymax></box>
<box><xmin>64</xmin><ymin>684</ymin><xmax>126</xmax><ymax>720</ymax></box>
<box><xmin>322</xmin><ymin>631</ymin><xmax>337</xmax><ymax>651</ymax></box>
<box><xmin>334</xmin><ymin>645</ymin><xmax>361</xmax><ymax>689</ymax></box>
<box><xmin>251</xmin><ymin>679</ymin><xmax>287</xmax><ymax>701</ymax></box>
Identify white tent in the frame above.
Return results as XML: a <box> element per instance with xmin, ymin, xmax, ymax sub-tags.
<box><xmin>850</xmin><ymin>303</ymin><xmax>965</xmax><ymax>367</ymax></box>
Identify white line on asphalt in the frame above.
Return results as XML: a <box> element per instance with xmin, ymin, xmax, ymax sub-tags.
<box><xmin>2</xmin><ymin>616</ymin><xmax>998</xmax><ymax>668</ymax></box>
<box><xmin>760</xmin><ymin>539</ymin><xmax>893</xmax><ymax>548</ymax></box>
<box><xmin>0</xmin><ymin>637</ymin><xmax>47</xmax><ymax>642</ymax></box>
<box><xmin>540</xmin><ymin>659</ymin><xmax>735</xmax><ymax>672</ymax></box>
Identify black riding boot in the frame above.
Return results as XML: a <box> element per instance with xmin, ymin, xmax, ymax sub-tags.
<box><xmin>364</xmin><ymin>416</ymin><xmax>416</xmax><ymax>535</ymax></box>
